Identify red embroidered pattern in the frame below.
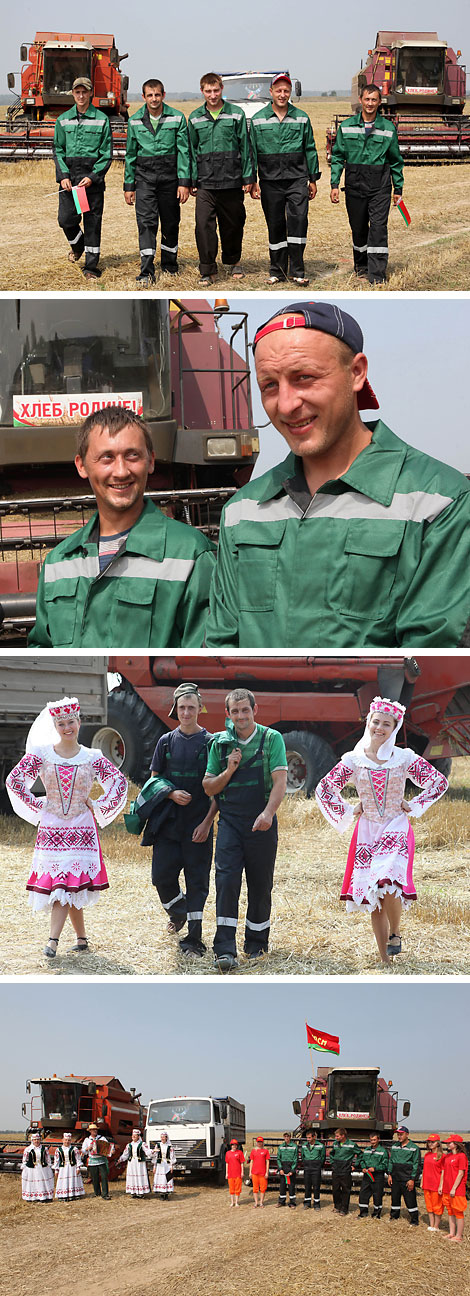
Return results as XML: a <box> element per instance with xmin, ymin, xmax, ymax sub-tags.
<box><xmin>36</xmin><ymin>826</ymin><xmax>96</xmax><ymax>851</ymax></box>
<box><xmin>8</xmin><ymin>753</ymin><xmax>43</xmax><ymax>805</ymax></box>
<box><xmin>373</xmin><ymin>832</ymin><xmax>408</xmax><ymax>858</ymax></box>
<box><xmin>407</xmin><ymin>758</ymin><xmax>447</xmax><ymax>798</ymax></box>
<box><xmin>92</xmin><ymin>756</ymin><xmax>127</xmax><ymax>813</ymax></box>
<box><xmin>55</xmin><ymin>764</ymin><xmax>77</xmax><ymax>816</ymax></box>
<box><xmin>326</xmin><ymin>762</ymin><xmax>354</xmax><ymax>790</ymax></box>
<box><xmin>355</xmin><ymin>845</ymin><xmax>373</xmax><ymax>867</ymax></box>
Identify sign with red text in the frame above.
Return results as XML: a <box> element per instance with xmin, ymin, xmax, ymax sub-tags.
<box><xmin>13</xmin><ymin>393</ymin><xmax>144</xmax><ymax>427</ymax></box>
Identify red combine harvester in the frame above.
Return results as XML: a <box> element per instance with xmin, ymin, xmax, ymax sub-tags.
<box><xmin>0</xmin><ymin>298</ymin><xmax>258</xmax><ymax>638</ymax></box>
<box><xmin>90</xmin><ymin>653</ymin><xmax>470</xmax><ymax>790</ymax></box>
<box><xmin>1</xmin><ymin>32</ymin><xmax>129</xmax><ymax>159</ymax></box>
<box><xmin>0</xmin><ymin>1074</ymin><xmax>146</xmax><ymax>1179</ymax></box>
<box><xmin>327</xmin><ymin>31</ymin><xmax>470</xmax><ymax>163</ymax></box>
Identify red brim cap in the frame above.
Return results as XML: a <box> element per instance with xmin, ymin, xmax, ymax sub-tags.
<box><xmin>446</xmin><ymin>1134</ymin><xmax>464</xmax><ymax>1143</ymax></box>
<box><xmin>271</xmin><ymin>73</ymin><xmax>292</xmax><ymax>87</ymax></box>
<box><xmin>427</xmin><ymin>1134</ymin><xmax>440</xmax><ymax>1142</ymax></box>
<box><xmin>252</xmin><ymin>304</ymin><xmax>379</xmax><ymax>410</ymax></box>
<box><xmin>230</xmin><ymin>1139</ymin><xmax>238</xmax><ymax>1145</ymax></box>
<box><xmin>256</xmin><ymin>1137</ymin><xmax>264</xmax><ymax>1143</ymax></box>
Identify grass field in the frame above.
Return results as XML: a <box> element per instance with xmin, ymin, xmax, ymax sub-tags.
<box><xmin>1</xmin><ymin>98</ymin><xmax>470</xmax><ymax>291</ymax></box>
<box><xmin>1</xmin><ymin>756</ymin><xmax>469</xmax><ymax>977</ymax></box>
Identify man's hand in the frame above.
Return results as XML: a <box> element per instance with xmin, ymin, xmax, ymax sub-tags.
<box><xmin>250</xmin><ymin>183</ymin><xmax>261</xmax><ymax>199</ymax></box>
<box><xmin>61</xmin><ymin>178</ymin><xmax>72</xmax><ymax>191</ymax></box>
<box><xmin>169</xmin><ymin>789</ymin><xmax>192</xmax><ymax>805</ymax></box>
<box><xmin>243</xmin><ymin>183</ymin><xmax>253</xmax><ymax>193</ymax></box>
<box><xmin>330</xmin><ymin>187</ymin><xmax>340</xmax><ymax>204</ymax></box>
<box><xmin>177</xmin><ymin>185</ymin><xmax>189</xmax><ymax>204</ymax></box>
<box><xmin>252</xmin><ymin>809</ymin><xmax>273</xmax><ymax>833</ymax></box>
<box><xmin>77</xmin><ymin>176</ymin><xmax>92</xmax><ymax>187</ymax></box>
<box><xmin>401</xmin><ymin>799</ymin><xmax>412</xmax><ymax>815</ymax></box>
<box><xmin>392</xmin><ymin>194</ymin><xmax>401</xmax><ymax>206</ymax></box>
<box><xmin>388</xmin><ymin>1174</ymin><xmax>392</xmax><ymax>1187</ymax></box>
<box><xmin>308</xmin><ymin>181</ymin><xmax>317</xmax><ymax>200</ymax></box>
<box><xmin>124</xmin><ymin>191</ymin><xmax>135</xmax><ymax>206</ymax></box>
<box><xmin>190</xmin><ymin>187</ymin><xmax>198</xmax><ymax>197</ymax></box>
<box><xmin>406</xmin><ymin>1179</ymin><xmax>414</xmax><ymax>1191</ymax></box>
<box><xmin>352</xmin><ymin>801</ymin><xmax>363</xmax><ymax>819</ymax></box>
<box><xmin>192</xmin><ymin>820</ymin><xmax>211</xmax><ymax>843</ymax></box>
<box><xmin>227</xmin><ymin>748</ymin><xmax>242</xmax><ymax>775</ymax></box>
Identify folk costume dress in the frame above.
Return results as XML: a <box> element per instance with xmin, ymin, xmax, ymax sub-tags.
<box><xmin>315</xmin><ymin>698</ymin><xmax>448</xmax><ymax>913</ymax></box>
<box><xmin>53</xmin><ymin>1144</ymin><xmax>85</xmax><ymax>1200</ymax></box>
<box><xmin>7</xmin><ymin>744</ymin><xmax>128</xmax><ymax>911</ymax></box>
<box><xmin>22</xmin><ymin>1143</ymin><xmax>55</xmax><ymax>1202</ymax></box>
<box><xmin>152</xmin><ymin>1138</ymin><xmax>176</xmax><ymax>1195</ymax></box>
<box><xmin>118</xmin><ymin>1140</ymin><xmax>152</xmax><ymax>1196</ymax></box>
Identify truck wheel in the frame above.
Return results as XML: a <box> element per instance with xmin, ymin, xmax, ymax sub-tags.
<box><xmin>281</xmin><ymin>730</ymin><xmax>336</xmax><ymax>797</ymax></box>
<box><xmin>79</xmin><ymin>689</ymin><xmax>165</xmax><ymax>785</ymax></box>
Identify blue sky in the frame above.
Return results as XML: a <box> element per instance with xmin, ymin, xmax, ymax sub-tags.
<box><xmin>1</xmin><ymin>981</ymin><xmax>469</xmax><ymax>1130</ymax></box>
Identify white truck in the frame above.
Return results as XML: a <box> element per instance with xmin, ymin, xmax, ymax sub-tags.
<box><xmin>145</xmin><ymin>1095</ymin><xmax>246</xmax><ymax>1183</ymax></box>
<box><xmin>221</xmin><ymin>70</ymin><xmax>302</xmax><ymax>120</ymax></box>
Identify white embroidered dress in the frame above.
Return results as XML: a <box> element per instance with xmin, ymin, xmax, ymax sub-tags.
<box><xmin>316</xmin><ymin>749</ymin><xmax>448</xmax><ymax>912</ymax></box>
<box><xmin>152</xmin><ymin>1141</ymin><xmax>176</xmax><ymax>1194</ymax></box>
<box><xmin>118</xmin><ymin>1141</ymin><xmax>152</xmax><ymax>1195</ymax></box>
<box><xmin>53</xmin><ymin>1145</ymin><xmax>85</xmax><ymax>1199</ymax></box>
<box><xmin>21</xmin><ymin>1145</ymin><xmax>55</xmax><ymax>1202</ymax></box>
<box><xmin>6</xmin><ymin>745</ymin><xmax>128</xmax><ymax>911</ymax></box>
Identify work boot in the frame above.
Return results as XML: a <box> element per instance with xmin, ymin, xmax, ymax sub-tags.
<box><xmin>372</xmin><ymin>1208</ymin><xmax>381</xmax><ymax>1219</ymax></box>
<box><xmin>313</xmin><ymin>1202</ymin><xmax>321</xmax><ymax>1211</ymax></box>
<box><xmin>358</xmin><ymin>1208</ymin><xmax>369</xmax><ymax>1218</ymax></box>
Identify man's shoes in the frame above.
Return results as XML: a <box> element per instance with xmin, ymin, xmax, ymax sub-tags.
<box><xmin>136</xmin><ymin>269</ymin><xmax>156</xmax><ymax>286</ymax></box>
<box><xmin>277</xmin><ymin>1201</ymin><xmax>286</xmax><ymax>1207</ymax></box>
<box><xmin>288</xmin><ymin>1201</ymin><xmax>297</xmax><ymax>1208</ymax></box>
<box><xmin>268</xmin><ymin>274</ymin><xmax>283</xmax><ymax>285</ymax></box>
<box><xmin>167</xmin><ymin>917</ymin><xmax>186</xmax><ymax>935</ymax></box>
<box><xmin>368</xmin><ymin>276</ymin><xmax>386</xmax><ymax>286</ymax></box>
<box><xmin>290</xmin><ymin>276</ymin><xmax>309</xmax><ymax>286</ymax></box>
<box><xmin>180</xmin><ymin>939</ymin><xmax>206</xmax><ymax>958</ymax></box>
<box><xmin>82</xmin><ymin>267</ymin><xmax>101</xmax><ymax>279</ymax></box>
<box><xmin>214</xmin><ymin>953</ymin><xmax>238</xmax><ymax>973</ymax></box>
<box><xmin>244</xmin><ymin>948</ymin><xmax>267</xmax><ymax>962</ymax></box>
<box><xmin>161</xmin><ymin>266</ymin><xmax>179</xmax><ymax>276</ymax></box>
<box><xmin>313</xmin><ymin>1203</ymin><xmax>321</xmax><ymax>1211</ymax></box>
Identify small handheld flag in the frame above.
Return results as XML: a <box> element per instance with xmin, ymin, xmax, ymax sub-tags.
<box><xmin>72</xmin><ymin>185</ymin><xmax>90</xmax><ymax>215</ymax></box>
<box><xmin>396</xmin><ymin>198</ymin><xmax>411</xmax><ymax>227</ymax></box>
<box><xmin>306</xmin><ymin>1023</ymin><xmax>340</xmax><ymax>1055</ymax></box>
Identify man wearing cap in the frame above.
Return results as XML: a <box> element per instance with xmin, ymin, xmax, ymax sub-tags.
<box><xmin>248</xmin><ymin>1137</ymin><xmax>271</xmax><ymax>1207</ymax></box>
<box><xmin>148</xmin><ymin>683</ymin><xmax>216</xmax><ymax>956</ymax></box>
<box><xmin>124</xmin><ymin>78</ymin><xmax>191</xmax><ymax>286</ymax></box>
<box><xmin>388</xmin><ymin>1126</ymin><xmax>421</xmax><ymax>1225</ymax></box>
<box><xmin>53</xmin><ymin>77</ymin><xmax>112</xmax><ymax>279</ymax></box>
<box><xmin>250</xmin><ymin>74</ymin><xmax>320</xmax><ymax>285</ymax></box>
<box><xmin>205</xmin><ymin>301</ymin><xmax>470</xmax><ymax>649</ymax></box>
<box><xmin>81</xmin><ymin>1125</ymin><xmax>115</xmax><ymax>1199</ymax></box>
<box><xmin>203</xmin><ymin>687</ymin><xmax>287</xmax><ymax>972</ymax></box>
<box><xmin>330</xmin><ymin>84</ymin><xmax>404</xmax><ymax>285</ymax></box>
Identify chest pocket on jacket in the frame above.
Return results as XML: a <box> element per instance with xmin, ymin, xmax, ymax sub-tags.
<box><xmin>338</xmin><ymin>520</ymin><xmax>406</xmax><ymax>619</ymax></box>
<box><xmin>44</xmin><ymin>577</ymin><xmax>79</xmax><ymax>645</ymax></box>
<box><xmin>236</xmin><ymin>521</ymin><xmax>286</xmax><ymax>612</ymax></box>
<box><xmin>111</xmin><ymin>579</ymin><xmax>156</xmax><ymax>646</ymax></box>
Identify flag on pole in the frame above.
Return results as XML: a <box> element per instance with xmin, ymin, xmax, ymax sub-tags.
<box><xmin>72</xmin><ymin>185</ymin><xmax>90</xmax><ymax>215</ymax></box>
<box><xmin>306</xmin><ymin>1023</ymin><xmax>340</xmax><ymax>1055</ymax></box>
<box><xmin>396</xmin><ymin>197</ymin><xmax>411</xmax><ymax>227</ymax></box>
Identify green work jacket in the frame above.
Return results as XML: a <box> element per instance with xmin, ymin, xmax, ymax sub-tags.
<box><xmin>388</xmin><ymin>1141</ymin><xmax>421</xmax><ymax>1181</ymax></box>
<box><xmin>205</xmin><ymin>420</ymin><xmax>470</xmax><ymax>648</ymax></box>
<box><xmin>300</xmin><ymin>1140</ymin><xmax>326</xmax><ymax>1166</ymax></box>
<box><xmin>330</xmin><ymin>111</ymin><xmax>404</xmax><ymax>193</ymax></box>
<box><xmin>277</xmin><ymin>1142</ymin><xmax>299</xmax><ymax>1172</ymax></box>
<box><xmin>29</xmin><ymin>499</ymin><xmax>215</xmax><ymax>649</ymax></box>
<box><xmin>124</xmin><ymin>103</ymin><xmax>191</xmax><ymax>189</ymax></box>
<box><xmin>53</xmin><ymin>104</ymin><xmax>112</xmax><ymax>183</ymax></box>
<box><xmin>358</xmin><ymin>1146</ymin><xmax>390</xmax><ymax>1173</ymax></box>
<box><xmin>329</xmin><ymin>1139</ymin><xmax>360</xmax><ymax>1170</ymax></box>
<box><xmin>188</xmin><ymin>100</ymin><xmax>254</xmax><ymax>188</ymax></box>
<box><xmin>250</xmin><ymin>102</ymin><xmax>320</xmax><ymax>182</ymax></box>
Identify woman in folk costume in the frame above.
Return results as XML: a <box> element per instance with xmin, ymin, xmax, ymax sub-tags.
<box><xmin>118</xmin><ymin>1129</ymin><xmax>152</xmax><ymax>1197</ymax></box>
<box><xmin>53</xmin><ymin>1132</ymin><xmax>85</xmax><ymax>1200</ymax></box>
<box><xmin>152</xmin><ymin>1131</ymin><xmax>176</xmax><ymax>1199</ymax></box>
<box><xmin>315</xmin><ymin>697</ymin><xmax>448</xmax><ymax>964</ymax></box>
<box><xmin>22</xmin><ymin>1133</ymin><xmax>55</xmax><ymax>1202</ymax></box>
<box><xmin>6</xmin><ymin>696</ymin><xmax>128</xmax><ymax>959</ymax></box>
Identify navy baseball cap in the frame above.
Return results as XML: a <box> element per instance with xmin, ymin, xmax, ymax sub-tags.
<box><xmin>252</xmin><ymin>301</ymin><xmax>379</xmax><ymax>410</ymax></box>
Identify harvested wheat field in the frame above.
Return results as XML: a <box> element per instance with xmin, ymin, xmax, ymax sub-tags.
<box><xmin>0</xmin><ymin>1171</ymin><xmax>468</xmax><ymax>1296</ymax></box>
<box><xmin>1</xmin><ymin>98</ymin><xmax>470</xmax><ymax>292</ymax></box>
<box><xmin>1</xmin><ymin>757</ymin><xmax>469</xmax><ymax>977</ymax></box>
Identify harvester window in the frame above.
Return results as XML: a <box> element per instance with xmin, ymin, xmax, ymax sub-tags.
<box><xmin>43</xmin><ymin>51</ymin><xmax>92</xmax><ymax>97</ymax></box>
<box><xmin>42</xmin><ymin>1083</ymin><xmax>79</xmax><ymax>1123</ymax></box>
<box><xmin>329</xmin><ymin>1074</ymin><xmax>376</xmax><ymax>1117</ymax></box>
<box><xmin>396</xmin><ymin>48</ymin><xmax>445</xmax><ymax>92</ymax></box>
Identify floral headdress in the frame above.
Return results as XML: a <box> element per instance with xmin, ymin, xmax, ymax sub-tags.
<box><xmin>48</xmin><ymin>697</ymin><xmax>81</xmax><ymax>721</ymax></box>
<box><xmin>355</xmin><ymin>695</ymin><xmax>406</xmax><ymax>761</ymax></box>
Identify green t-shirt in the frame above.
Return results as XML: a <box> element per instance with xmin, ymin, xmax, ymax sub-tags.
<box><xmin>205</xmin><ymin>721</ymin><xmax>287</xmax><ymax>799</ymax></box>
<box><xmin>148</xmin><ymin>112</ymin><xmax>163</xmax><ymax>131</ymax></box>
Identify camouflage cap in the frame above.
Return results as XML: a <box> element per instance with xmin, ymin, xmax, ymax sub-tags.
<box><xmin>169</xmin><ymin>682</ymin><xmax>202</xmax><ymax>717</ymax></box>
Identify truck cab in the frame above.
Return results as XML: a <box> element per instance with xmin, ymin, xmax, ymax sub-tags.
<box><xmin>145</xmin><ymin>1095</ymin><xmax>245</xmax><ymax>1180</ymax></box>
<box><xmin>221</xmin><ymin>71</ymin><xmax>301</xmax><ymax>120</ymax></box>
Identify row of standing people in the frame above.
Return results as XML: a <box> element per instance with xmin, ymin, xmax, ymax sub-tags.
<box><xmin>53</xmin><ymin>71</ymin><xmax>403</xmax><ymax>286</ymax></box>
<box><xmin>21</xmin><ymin>1128</ymin><xmax>175</xmax><ymax>1202</ymax></box>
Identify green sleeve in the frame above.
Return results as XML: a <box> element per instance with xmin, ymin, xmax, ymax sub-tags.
<box><xmin>396</xmin><ymin>492</ymin><xmax>470</xmax><ymax>645</ymax></box>
<box><xmin>91</xmin><ymin>116</ymin><xmax>113</xmax><ymax>180</ymax></box>
<box><xmin>276</xmin><ymin>1148</ymin><xmax>283</xmax><ymax>1170</ymax></box>
<box><xmin>177</xmin><ymin>546</ymin><xmax>216</xmax><ymax>647</ymax></box>
<box><xmin>249</xmin><ymin>120</ymin><xmax>259</xmax><ymax>175</ymax></box>
<box><xmin>330</xmin><ymin>125</ymin><xmax>346</xmax><ymax>188</ymax></box>
<box><xmin>389</xmin><ymin>127</ymin><xmax>404</xmax><ymax>193</ymax></box>
<box><xmin>329</xmin><ymin>1143</ymin><xmax>337</xmax><ymax>1163</ymax></box>
<box><xmin>204</xmin><ymin>514</ymin><xmax>240</xmax><ymax>647</ymax></box>
<box><xmin>53</xmin><ymin>117</ymin><xmax>69</xmax><ymax>182</ymax></box>
<box><xmin>411</xmin><ymin>1144</ymin><xmax>421</xmax><ymax>1181</ymax></box>
<box><xmin>267</xmin><ymin>730</ymin><xmax>287</xmax><ymax>772</ymax></box>
<box><xmin>204</xmin><ymin>738</ymin><xmax>223</xmax><ymax>778</ymax></box>
<box><xmin>28</xmin><ymin>563</ymin><xmax>52</xmax><ymax>647</ymax></box>
<box><xmin>187</xmin><ymin>114</ymin><xmax>199</xmax><ymax>187</ymax></box>
<box><xmin>319</xmin><ymin>1143</ymin><xmax>326</xmax><ymax>1166</ymax></box>
<box><xmin>237</xmin><ymin>111</ymin><xmax>255</xmax><ymax>183</ymax></box>
<box><xmin>303</xmin><ymin>116</ymin><xmax>321</xmax><ymax>181</ymax></box>
<box><xmin>124</xmin><ymin>118</ymin><xmax>138</xmax><ymax>189</ymax></box>
<box><xmin>380</xmin><ymin>1148</ymin><xmax>390</xmax><ymax>1171</ymax></box>
<box><xmin>176</xmin><ymin>115</ymin><xmax>191</xmax><ymax>187</ymax></box>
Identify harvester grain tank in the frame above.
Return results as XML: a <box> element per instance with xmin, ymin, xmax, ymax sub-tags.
<box><xmin>326</xmin><ymin>31</ymin><xmax>470</xmax><ymax>163</ymax></box>
<box><xmin>2</xmin><ymin>33</ymin><xmax>129</xmax><ymax>160</ymax></box>
<box><xmin>0</xmin><ymin>1074</ymin><xmax>146</xmax><ymax>1178</ymax></box>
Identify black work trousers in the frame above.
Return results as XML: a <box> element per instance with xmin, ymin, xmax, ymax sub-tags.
<box><xmin>332</xmin><ymin>1167</ymin><xmax>352</xmax><ymax>1214</ymax></box>
<box><xmin>358</xmin><ymin>1170</ymin><xmax>385</xmax><ymax>1214</ymax></box>
<box><xmin>152</xmin><ymin>832</ymin><xmax>213</xmax><ymax>950</ymax></box>
<box><xmin>303</xmin><ymin>1165</ymin><xmax>322</xmax><ymax>1207</ymax></box>
<box><xmin>390</xmin><ymin>1174</ymin><xmax>419</xmax><ymax>1221</ymax></box>
<box><xmin>135</xmin><ymin>175</ymin><xmax>180</xmax><ymax>273</ymax></box>
<box><xmin>213</xmin><ymin>817</ymin><xmax>277</xmax><ymax>958</ymax></box>
<box><xmin>89</xmin><ymin>1162</ymin><xmax>109</xmax><ymax>1197</ymax></box>
<box><xmin>58</xmin><ymin>183</ymin><xmax>104</xmax><ymax>271</ymax></box>
<box><xmin>260</xmin><ymin>178</ymin><xmax>309</xmax><ymax>278</ymax></box>
<box><xmin>278</xmin><ymin>1170</ymin><xmax>297</xmax><ymax>1204</ymax></box>
<box><xmin>195</xmin><ymin>187</ymin><xmax>245</xmax><ymax>276</ymax></box>
<box><xmin>345</xmin><ymin>184</ymin><xmax>391</xmax><ymax>282</ymax></box>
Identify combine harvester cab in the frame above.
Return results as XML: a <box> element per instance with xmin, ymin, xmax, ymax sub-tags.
<box><xmin>0</xmin><ymin>1075</ymin><xmax>146</xmax><ymax>1178</ymax></box>
<box><xmin>326</xmin><ymin>31</ymin><xmax>470</xmax><ymax>163</ymax></box>
<box><xmin>1</xmin><ymin>32</ymin><xmax>129</xmax><ymax>160</ymax></box>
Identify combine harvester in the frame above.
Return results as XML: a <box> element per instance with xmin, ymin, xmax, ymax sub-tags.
<box><xmin>327</xmin><ymin>31</ymin><xmax>470</xmax><ymax>163</ymax></box>
<box><xmin>0</xmin><ymin>1074</ymin><xmax>146</xmax><ymax>1179</ymax></box>
<box><xmin>0</xmin><ymin>32</ymin><xmax>129</xmax><ymax>160</ymax></box>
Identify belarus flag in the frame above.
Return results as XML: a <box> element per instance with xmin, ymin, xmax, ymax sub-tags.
<box><xmin>396</xmin><ymin>197</ymin><xmax>411</xmax><ymax>227</ymax></box>
<box><xmin>306</xmin><ymin>1023</ymin><xmax>340</xmax><ymax>1055</ymax></box>
<box><xmin>72</xmin><ymin>185</ymin><xmax>90</xmax><ymax>215</ymax></box>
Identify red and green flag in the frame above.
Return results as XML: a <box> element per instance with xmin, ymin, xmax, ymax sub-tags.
<box><xmin>72</xmin><ymin>185</ymin><xmax>90</xmax><ymax>215</ymax></box>
<box><xmin>306</xmin><ymin>1023</ymin><xmax>340</xmax><ymax>1055</ymax></box>
<box><xmin>396</xmin><ymin>197</ymin><xmax>411</xmax><ymax>227</ymax></box>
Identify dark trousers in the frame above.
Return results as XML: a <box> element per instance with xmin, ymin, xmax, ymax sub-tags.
<box><xmin>213</xmin><ymin>817</ymin><xmax>277</xmax><ymax>957</ymax></box>
<box><xmin>135</xmin><ymin>175</ymin><xmax>180</xmax><ymax>272</ymax></box>
<box><xmin>152</xmin><ymin>832</ymin><xmax>212</xmax><ymax>949</ymax></box>
<box><xmin>390</xmin><ymin>1174</ymin><xmax>419</xmax><ymax>1221</ymax></box>
<box><xmin>332</xmin><ymin>1167</ymin><xmax>352</xmax><ymax>1214</ymax></box>
<box><xmin>58</xmin><ymin>183</ymin><xmax>104</xmax><ymax>271</ymax></box>
<box><xmin>358</xmin><ymin>1170</ymin><xmax>385</xmax><ymax>1214</ymax></box>
<box><xmin>278</xmin><ymin>1170</ymin><xmax>297</xmax><ymax>1204</ymax></box>
<box><xmin>345</xmin><ymin>184</ymin><xmax>391</xmax><ymax>281</ymax></box>
<box><xmin>89</xmin><ymin>1162</ymin><xmax>109</xmax><ymax>1197</ymax></box>
<box><xmin>260</xmin><ymin>178</ymin><xmax>309</xmax><ymax>277</ymax></box>
<box><xmin>195</xmin><ymin>188</ymin><xmax>246</xmax><ymax>275</ymax></box>
<box><xmin>303</xmin><ymin>1165</ymin><xmax>322</xmax><ymax>1207</ymax></box>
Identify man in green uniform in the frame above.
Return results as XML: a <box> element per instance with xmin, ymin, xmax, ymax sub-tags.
<box><xmin>29</xmin><ymin>406</ymin><xmax>215</xmax><ymax>648</ymax></box>
<box><xmin>330</xmin><ymin>84</ymin><xmax>404</xmax><ymax>284</ymax></box>
<box><xmin>357</xmin><ymin>1132</ymin><xmax>389</xmax><ymax>1218</ymax></box>
<box><xmin>388</xmin><ymin>1126</ymin><xmax>421</xmax><ymax>1224</ymax></box>
<box><xmin>329</xmin><ymin>1128</ymin><xmax>360</xmax><ymax>1216</ymax></box>
<box><xmin>205</xmin><ymin>300</ymin><xmax>470</xmax><ymax>648</ymax></box>
<box><xmin>250</xmin><ymin>73</ymin><xmax>320</xmax><ymax>285</ymax></box>
<box><xmin>188</xmin><ymin>72</ymin><xmax>254</xmax><ymax>285</ymax></box>
<box><xmin>124</xmin><ymin>78</ymin><xmax>191</xmax><ymax>285</ymax></box>
<box><xmin>277</xmin><ymin>1133</ymin><xmax>299</xmax><ymax>1207</ymax></box>
<box><xmin>53</xmin><ymin>76</ymin><xmax>112</xmax><ymax>279</ymax></box>
<box><xmin>301</xmin><ymin>1128</ymin><xmax>326</xmax><ymax>1210</ymax></box>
